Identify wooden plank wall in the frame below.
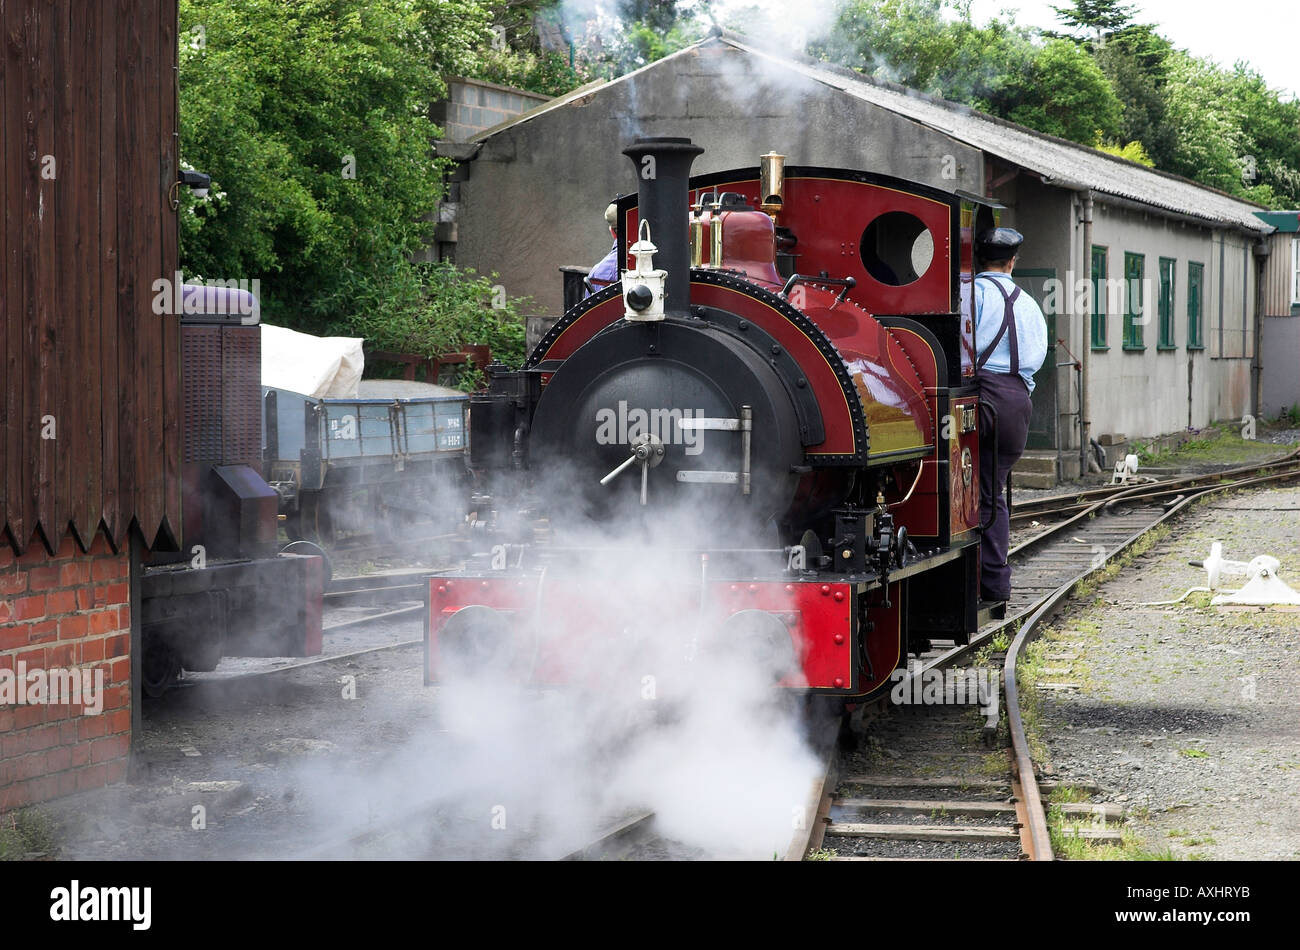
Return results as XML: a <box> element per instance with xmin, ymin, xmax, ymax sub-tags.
<box><xmin>1</xmin><ymin>0</ymin><xmax>181</xmax><ymax>556</ymax></box>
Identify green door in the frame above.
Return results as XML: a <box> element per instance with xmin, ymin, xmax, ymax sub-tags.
<box><xmin>1010</xmin><ymin>268</ymin><xmax>1057</xmax><ymax>450</ymax></box>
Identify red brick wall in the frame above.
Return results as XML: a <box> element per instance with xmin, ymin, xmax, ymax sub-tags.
<box><xmin>0</xmin><ymin>531</ymin><xmax>131</xmax><ymax>810</ymax></box>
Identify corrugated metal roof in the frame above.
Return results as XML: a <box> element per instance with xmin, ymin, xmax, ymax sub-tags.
<box><xmin>1256</xmin><ymin>210</ymin><xmax>1300</xmax><ymax>232</ymax></box>
<box><xmin>471</xmin><ymin>35</ymin><xmax>1270</xmax><ymax>234</ymax></box>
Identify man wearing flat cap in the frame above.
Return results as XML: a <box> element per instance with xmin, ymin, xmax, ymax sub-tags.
<box><xmin>973</xmin><ymin>227</ymin><xmax>1048</xmax><ymax>604</ymax></box>
<box><xmin>585</xmin><ymin>200</ymin><xmax>621</xmax><ymax>297</ymax></box>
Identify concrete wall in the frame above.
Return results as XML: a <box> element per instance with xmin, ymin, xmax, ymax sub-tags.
<box><xmin>458</xmin><ymin>42</ymin><xmax>984</xmax><ymax>317</ymax></box>
<box><xmin>433</xmin><ymin>78</ymin><xmax>550</xmax><ymax>143</ymax></box>
<box><xmin>1085</xmin><ymin>202</ymin><xmax>1255</xmax><ymax>440</ymax></box>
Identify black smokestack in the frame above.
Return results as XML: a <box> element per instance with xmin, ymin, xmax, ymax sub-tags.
<box><xmin>622</xmin><ymin>136</ymin><xmax>704</xmax><ymax>316</ymax></box>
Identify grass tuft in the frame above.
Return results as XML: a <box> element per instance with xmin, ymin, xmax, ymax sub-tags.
<box><xmin>0</xmin><ymin>809</ymin><xmax>58</xmax><ymax>861</ymax></box>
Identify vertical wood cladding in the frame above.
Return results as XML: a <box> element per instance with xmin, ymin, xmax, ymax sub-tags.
<box><xmin>1</xmin><ymin>0</ymin><xmax>181</xmax><ymax>555</ymax></box>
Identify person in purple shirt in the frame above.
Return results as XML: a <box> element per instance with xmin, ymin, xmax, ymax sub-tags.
<box><xmin>585</xmin><ymin>201</ymin><xmax>620</xmax><ymax>297</ymax></box>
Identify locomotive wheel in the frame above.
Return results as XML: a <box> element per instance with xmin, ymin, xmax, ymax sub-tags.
<box><xmin>289</xmin><ymin>491</ymin><xmax>334</xmax><ymax>546</ymax></box>
<box><xmin>142</xmin><ymin>640</ymin><xmax>182</xmax><ymax>698</ymax></box>
<box><xmin>437</xmin><ymin>605</ymin><xmax>517</xmax><ymax>681</ymax></box>
<box><xmin>280</xmin><ymin>540</ymin><xmax>333</xmax><ymax>584</ymax></box>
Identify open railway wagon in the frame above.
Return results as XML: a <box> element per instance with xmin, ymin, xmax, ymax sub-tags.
<box><xmin>264</xmin><ymin>377</ymin><xmax>470</xmax><ymax>547</ymax></box>
<box><xmin>139</xmin><ymin>289</ymin><xmax>324</xmax><ymax>695</ymax></box>
<box><xmin>425</xmin><ymin>136</ymin><xmax>1002</xmax><ymax>703</ymax></box>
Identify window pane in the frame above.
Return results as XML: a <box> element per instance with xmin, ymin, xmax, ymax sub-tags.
<box><xmin>1124</xmin><ymin>252</ymin><xmax>1144</xmax><ymax>347</ymax></box>
<box><xmin>1091</xmin><ymin>246</ymin><xmax>1106</xmax><ymax>348</ymax></box>
<box><xmin>1159</xmin><ymin>258</ymin><xmax>1175</xmax><ymax>348</ymax></box>
<box><xmin>1188</xmin><ymin>262</ymin><xmax>1204</xmax><ymax>347</ymax></box>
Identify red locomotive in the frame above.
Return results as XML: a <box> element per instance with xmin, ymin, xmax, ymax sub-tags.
<box><xmin>430</xmin><ymin>135</ymin><xmax>999</xmax><ymax>701</ymax></box>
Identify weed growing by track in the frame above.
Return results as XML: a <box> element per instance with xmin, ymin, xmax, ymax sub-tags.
<box><xmin>0</xmin><ymin>808</ymin><xmax>57</xmax><ymax>860</ymax></box>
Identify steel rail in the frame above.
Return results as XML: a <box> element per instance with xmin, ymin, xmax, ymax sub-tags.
<box><xmin>1003</xmin><ymin>462</ymin><xmax>1300</xmax><ymax>859</ymax></box>
<box><xmin>785</xmin><ymin>714</ymin><xmax>842</xmax><ymax>860</ymax></box>
<box><xmin>884</xmin><ymin>454</ymin><xmax>1299</xmax><ymax>858</ymax></box>
<box><xmin>1009</xmin><ymin>448</ymin><xmax>1300</xmax><ymax>525</ymax></box>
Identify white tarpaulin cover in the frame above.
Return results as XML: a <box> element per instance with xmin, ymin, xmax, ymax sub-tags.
<box><xmin>260</xmin><ymin>324</ymin><xmax>365</xmax><ymax>399</ymax></box>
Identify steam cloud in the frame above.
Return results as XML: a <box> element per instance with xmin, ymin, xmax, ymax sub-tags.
<box><xmin>289</xmin><ymin>456</ymin><xmax>829</xmax><ymax>861</ymax></box>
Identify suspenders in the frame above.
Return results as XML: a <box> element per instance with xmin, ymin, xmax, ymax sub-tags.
<box><xmin>975</xmin><ymin>276</ymin><xmax>1021</xmax><ymax>375</ymax></box>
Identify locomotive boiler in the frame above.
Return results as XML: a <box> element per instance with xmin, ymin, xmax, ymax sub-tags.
<box><xmin>429</xmin><ymin>136</ymin><xmax>998</xmax><ymax>700</ymax></box>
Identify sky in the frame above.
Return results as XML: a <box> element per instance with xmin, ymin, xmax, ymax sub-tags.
<box><xmin>965</xmin><ymin>0</ymin><xmax>1299</xmax><ymax>97</ymax></box>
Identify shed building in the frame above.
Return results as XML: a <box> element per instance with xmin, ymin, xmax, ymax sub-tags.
<box><xmin>446</xmin><ymin>35</ymin><xmax>1273</xmax><ymax>480</ymax></box>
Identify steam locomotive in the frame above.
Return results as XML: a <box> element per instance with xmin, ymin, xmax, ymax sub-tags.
<box><xmin>427</xmin><ymin>136</ymin><xmax>999</xmax><ymax>700</ymax></box>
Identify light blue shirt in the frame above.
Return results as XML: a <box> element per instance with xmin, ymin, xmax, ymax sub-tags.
<box><xmin>973</xmin><ymin>272</ymin><xmax>1048</xmax><ymax>394</ymax></box>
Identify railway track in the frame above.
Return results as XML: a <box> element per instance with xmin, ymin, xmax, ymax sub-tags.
<box><xmin>794</xmin><ymin>449</ymin><xmax>1300</xmax><ymax>861</ymax></box>
<box><xmin>206</xmin><ymin>451</ymin><xmax>1300</xmax><ymax>859</ymax></box>
<box><xmin>1008</xmin><ymin>450</ymin><xmax>1300</xmax><ymax>526</ymax></box>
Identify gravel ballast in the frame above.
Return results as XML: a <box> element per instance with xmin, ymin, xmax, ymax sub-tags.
<box><xmin>1030</xmin><ymin>485</ymin><xmax>1300</xmax><ymax>859</ymax></box>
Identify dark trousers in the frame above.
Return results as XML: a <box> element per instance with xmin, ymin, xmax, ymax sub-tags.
<box><xmin>977</xmin><ymin>372</ymin><xmax>1033</xmax><ymax>601</ymax></box>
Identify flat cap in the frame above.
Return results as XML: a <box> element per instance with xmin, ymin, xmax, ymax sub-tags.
<box><xmin>975</xmin><ymin>227</ymin><xmax>1024</xmax><ymax>261</ymax></box>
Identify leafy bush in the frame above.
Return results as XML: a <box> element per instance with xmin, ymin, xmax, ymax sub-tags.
<box><xmin>337</xmin><ymin>260</ymin><xmax>529</xmax><ymax>391</ymax></box>
<box><xmin>1096</xmin><ymin>139</ymin><xmax>1155</xmax><ymax>167</ymax></box>
<box><xmin>471</xmin><ymin>47</ymin><xmax>594</xmax><ymax>98</ymax></box>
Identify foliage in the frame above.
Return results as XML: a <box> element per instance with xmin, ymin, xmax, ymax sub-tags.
<box><xmin>0</xmin><ymin>808</ymin><xmax>57</xmax><ymax>860</ymax></box>
<box><xmin>1003</xmin><ymin>39</ymin><xmax>1123</xmax><ymax>144</ymax></box>
<box><xmin>336</xmin><ymin>261</ymin><xmax>529</xmax><ymax>391</ymax></box>
<box><xmin>1161</xmin><ymin>52</ymin><xmax>1258</xmax><ymax>199</ymax></box>
<box><xmin>1096</xmin><ymin>139</ymin><xmax>1154</xmax><ymax>166</ymax></box>
<box><xmin>472</xmin><ymin>45</ymin><xmax>596</xmax><ymax>97</ymax></box>
<box><xmin>461</xmin><ymin>2</ymin><xmax>597</xmax><ymax>96</ymax></box>
<box><xmin>574</xmin><ymin>0</ymin><xmax>706</xmax><ymax>79</ymax></box>
<box><xmin>817</xmin><ymin>0</ymin><xmax>1035</xmax><ymax>103</ymax></box>
<box><xmin>810</xmin><ymin>0</ymin><xmax>1300</xmax><ymax>203</ymax></box>
<box><xmin>1091</xmin><ymin>31</ymin><xmax>1175</xmax><ymax>168</ymax></box>
<box><xmin>178</xmin><ymin>0</ymin><xmax>492</xmax><ymax>333</ymax></box>
<box><xmin>816</xmin><ymin>2</ymin><xmax>1120</xmax><ymax>145</ymax></box>
<box><xmin>1049</xmin><ymin>0</ymin><xmax>1138</xmax><ymax>43</ymax></box>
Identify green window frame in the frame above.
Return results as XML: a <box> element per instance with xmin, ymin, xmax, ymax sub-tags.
<box><xmin>1090</xmin><ymin>245</ymin><xmax>1108</xmax><ymax>350</ymax></box>
<box><xmin>1157</xmin><ymin>257</ymin><xmax>1176</xmax><ymax>350</ymax></box>
<box><xmin>1123</xmin><ymin>252</ymin><xmax>1145</xmax><ymax>350</ymax></box>
<box><xmin>1187</xmin><ymin>261</ymin><xmax>1205</xmax><ymax>350</ymax></box>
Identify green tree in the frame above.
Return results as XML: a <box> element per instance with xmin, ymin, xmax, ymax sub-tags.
<box><xmin>1222</xmin><ymin>63</ymin><xmax>1300</xmax><ymax>206</ymax></box>
<box><xmin>1050</xmin><ymin>0</ymin><xmax>1137</xmax><ymax>44</ymax></box>
<box><xmin>816</xmin><ymin>0</ymin><xmax>1037</xmax><ymax>103</ymax></box>
<box><xmin>1093</xmin><ymin>26</ymin><xmax>1177</xmax><ymax>168</ymax></box>
<box><xmin>464</xmin><ymin>1</ymin><xmax>595</xmax><ymax>97</ymax></box>
<box><xmin>178</xmin><ymin>0</ymin><xmax>491</xmax><ymax>332</ymax></box>
<box><xmin>1004</xmin><ymin>39</ymin><xmax>1123</xmax><ymax>144</ymax></box>
<box><xmin>817</xmin><ymin>1</ymin><xmax>1120</xmax><ymax>145</ymax></box>
<box><xmin>1160</xmin><ymin>51</ymin><xmax>1300</xmax><ymax>206</ymax></box>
